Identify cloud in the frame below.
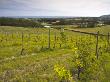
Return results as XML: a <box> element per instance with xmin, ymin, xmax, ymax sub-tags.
<box><xmin>0</xmin><ymin>0</ymin><xmax>110</xmax><ymax>16</ymax></box>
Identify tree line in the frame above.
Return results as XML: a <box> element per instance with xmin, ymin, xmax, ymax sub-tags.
<box><xmin>0</xmin><ymin>17</ymin><xmax>42</xmax><ymax>27</ymax></box>
<box><xmin>0</xmin><ymin>17</ymin><xmax>110</xmax><ymax>28</ymax></box>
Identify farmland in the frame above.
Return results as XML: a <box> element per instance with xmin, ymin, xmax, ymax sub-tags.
<box><xmin>65</xmin><ymin>25</ymin><xmax>110</xmax><ymax>35</ymax></box>
<box><xmin>0</xmin><ymin>26</ymin><xmax>110</xmax><ymax>82</ymax></box>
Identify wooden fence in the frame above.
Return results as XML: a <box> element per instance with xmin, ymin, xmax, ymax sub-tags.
<box><xmin>65</xmin><ymin>29</ymin><xmax>110</xmax><ymax>59</ymax></box>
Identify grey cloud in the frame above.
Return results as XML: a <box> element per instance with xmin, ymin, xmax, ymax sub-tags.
<box><xmin>0</xmin><ymin>0</ymin><xmax>110</xmax><ymax>16</ymax></box>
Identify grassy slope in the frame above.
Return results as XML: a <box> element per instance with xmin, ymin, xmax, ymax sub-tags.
<box><xmin>0</xmin><ymin>26</ymin><xmax>110</xmax><ymax>81</ymax></box>
<box><xmin>0</xmin><ymin>26</ymin><xmax>81</xmax><ymax>59</ymax></box>
<box><xmin>66</xmin><ymin>25</ymin><xmax>110</xmax><ymax>34</ymax></box>
<box><xmin>0</xmin><ymin>49</ymin><xmax>73</xmax><ymax>81</ymax></box>
<box><xmin>0</xmin><ymin>26</ymin><xmax>74</xmax><ymax>81</ymax></box>
<box><xmin>0</xmin><ymin>26</ymin><xmax>59</xmax><ymax>59</ymax></box>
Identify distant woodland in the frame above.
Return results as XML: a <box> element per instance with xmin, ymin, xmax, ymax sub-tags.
<box><xmin>0</xmin><ymin>17</ymin><xmax>42</xmax><ymax>27</ymax></box>
<box><xmin>0</xmin><ymin>15</ymin><xmax>110</xmax><ymax>28</ymax></box>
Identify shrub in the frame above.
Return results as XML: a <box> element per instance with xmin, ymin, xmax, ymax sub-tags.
<box><xmin>54</xmin><ymin>64</ymin><xmax>74</xmax><ymax>82</ymax></box>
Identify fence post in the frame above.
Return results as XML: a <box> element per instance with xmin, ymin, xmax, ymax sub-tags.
<box><xmin>107</xmin><ymin>32</ymin><xmax>109</xmax><ymax>46</ymax></box>
<box><xmin>12</xmin><ymin>33</ymin><xmax>13</xmax><ymax>39</ymax></box>
<box><xmin>96</xmin><ymin>31</ymin><xmax>99</xmax><ymax>59</ymax></box>
<box><xmin>54</xmin><ymin>32</ymin><xmax>57</xmax><ymax>48</ymax></box>
<box><xmin>59</xmin><ymin>43</ymin><xmax>62</xmax><ymax>48</ymax></box>
<box><xmin>53</xmin><ymin>43</ymin><xmax>56</xmax><ymax>48</ymax></box>
<box><xmin>5</xmin><ymin>32</ymin><xmax>8</xmax><ymax>42</ymax></box>
<box><xmin>54</xmin><ymin>32</ymin><xmax>56</xmax><ymax>42</ymax></box>
<box><xmin>21</xmin><ymin>32</ymin><xmax>24</xmax><ymax>55</ymax></box>
<box><xmin>48</xmin><ymin>28</ymin><xmax>50</xmax><ymax>49</ymax></box>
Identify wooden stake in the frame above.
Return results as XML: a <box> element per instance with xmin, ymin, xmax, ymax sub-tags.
<box><xmin>48</xmin><ymin>28</ymin><xmax>50</xmax><ymax>49</ymax></box>
<box><xmin>21</xmin><ymin>32</ymin><xmax>24</xmax><ymax>55</ymax></box>
<box><xmin>107</xmin><ymin>32</ymin><xmax>109</xmax><ymax>46</ymax></box>
<box><xmin>96</xmin><ymin>31</ymin><xmax>99</xmax><ymax>59</ymax></box>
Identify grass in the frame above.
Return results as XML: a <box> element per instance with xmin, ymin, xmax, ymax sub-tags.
<box><xmin>0</xmin><ymin>48</ymin><xmax>73</xmax><ymax>82</ymax></box>
<box><xmin>0</xmin><ymin>26</ymin><xmax>83</xmax><ymax>59</ymax></box>
<box><xmin>65</xmin><ymin>25</ymin><xmax>110</xmax><ymax>35</ymax></box>
<box><xmin>0</xmin><ymin>26</ymin><xmax>110</xmax><ymax>82</ymax></box>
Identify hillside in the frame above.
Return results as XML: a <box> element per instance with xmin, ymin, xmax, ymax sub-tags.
<box><xmin>100</xmin><ymin>14</ymin><xmax>110</xmax><ymax>19</ymax></box>
<box><xmin>65</xmin><ymin>25</ymin><xmax>110</xmax><ymax>35</ymax></box>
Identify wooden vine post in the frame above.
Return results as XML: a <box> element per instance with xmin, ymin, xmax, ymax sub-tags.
<box><xmin>21</xmin><ymin>32</ymin><xmax>24</xmax><ymax>55</ymax></box>
<box><xmin>44</xmin><ymin>26</ymin><xmax>51</xmax><ymax>49</ymax></box>
<box><xmin>54</xmin><ymin>32</ymin><xmax>56</xmax><ymax>48</ymax></box>
<box><xmin>107</xmin><ymin>32</ymin><xmax>110</xmax><ymax>46</ymax></box>
<box><xmin>28</xmin><ymin>33</ymin><xmax>30</xmax><ymax>48</ymax></box>
<box><xmin>96</xmin><ymin>31</ymin><xmax>99</xmax><ymax>59</ymax></box>
<box><xmin>48</xmin><ymin>27</ymin><xmax>50</xmax><ymax>49</ymax></box>
<box><xmin>5</xmin><ymin>32</ymin><xmax>8</xmax><ymax>42</ymax></box>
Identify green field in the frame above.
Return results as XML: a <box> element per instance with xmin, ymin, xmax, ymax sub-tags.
<box><xmin>0</xmin><ymin>26</ymin><xmax>110</xmax><ymax>82</ymax></box>
<box><xmin>65</xmin><ymin>25</ymin><xmax>110</xmax><ymax>35</ymax></box>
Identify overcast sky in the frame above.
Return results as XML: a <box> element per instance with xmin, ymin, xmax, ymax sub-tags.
<box><xmin>0</xmin><ymin>0</ymin><xmax>110</xmax><ymax>17</ymax></box>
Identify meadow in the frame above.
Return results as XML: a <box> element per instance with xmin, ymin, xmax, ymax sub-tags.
<box><xmin>65</xmin><ymin>25</ymin><xmax>110</xmax><ymax>35</ymax></box>
<box><xmin>0</xmin><ymin>26</ymin><xmax>110</xmax><ymax>82</ymax></box>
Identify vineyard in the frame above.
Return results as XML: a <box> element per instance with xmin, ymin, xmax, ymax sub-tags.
<box><xmin>0</xmin><ymin>26</ymin><xmax>110</xmax><ymax>82</ymax></box>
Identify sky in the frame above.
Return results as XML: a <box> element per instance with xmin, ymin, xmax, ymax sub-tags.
<box><xmin>0</xmin><ymin>0</ymin><xmax>110</xmax><ymax>17</ymax></box>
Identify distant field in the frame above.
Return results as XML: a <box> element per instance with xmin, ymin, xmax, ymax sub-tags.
<box><xmin>0</xmin><ymin>26</ymin><xmax>110</xmax><ymax>82</ymax></box>
<box><xmin>65</xmin><ymin>25</ymin><xmax>110</xmax><ymax>34</ymax></box>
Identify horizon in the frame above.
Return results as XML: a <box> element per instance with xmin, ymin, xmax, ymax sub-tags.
<box><xmin>0</xmin><ymin>0</ymin><xmax>110</xmax><ymax>17</ymax></box>
<box><xmin>0</xmin><ymin>15</ymin><xmax>101</xmax><ymax>18</ymax></box>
